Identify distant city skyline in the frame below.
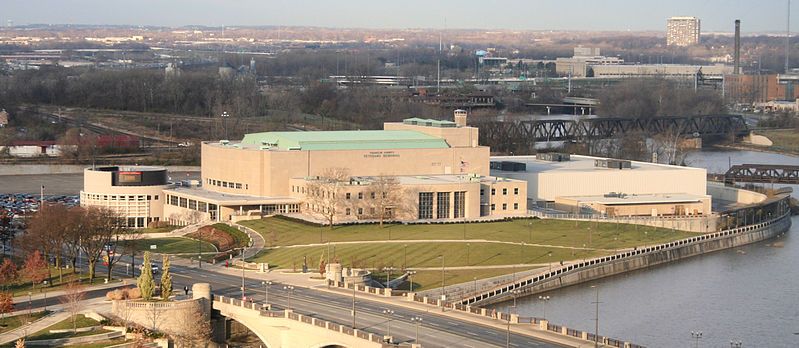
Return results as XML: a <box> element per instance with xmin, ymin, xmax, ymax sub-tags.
<box><xmin>2</xmin><ymin>0</ymin><xmax>798</xmax><ymax>33</ymax></box>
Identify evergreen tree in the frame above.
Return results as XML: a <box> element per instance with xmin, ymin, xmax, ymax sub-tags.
<box><xmin>137</xmin><ymin>251</ymin><xmax>154</xmax><ymax>300</ymax></box>
<box><xmin>160</xmin><ymin>255</ymin><xmax>172</xmax><ymax>300</ymax></box>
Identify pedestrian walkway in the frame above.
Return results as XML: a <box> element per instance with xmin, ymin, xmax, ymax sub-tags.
<box><xmin>0</xmin><ymin>310</ymin><xmax>69</xmax><ymax>345</ymax></box>
<box><xmin>12</xmin><ymin>279</ymin><xmax>132</xmax><ymax>304</ymax></box>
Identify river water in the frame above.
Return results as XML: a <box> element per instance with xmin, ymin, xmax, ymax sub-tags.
<box><xmin>495</xmin><ymin>149</ymin><xmax>799</xmax><ymax>347</ymax></box>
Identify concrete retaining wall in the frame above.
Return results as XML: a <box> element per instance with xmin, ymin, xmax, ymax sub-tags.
<box><xmin>468</xmin><ymin>209</ymin><xmax>792</xmax><ymax>307</ymax></box>
<box><xmin>111</xmin><ymin>298</ymin><xmax>208</xmax><ymax>336</ymax></box>
<box><xmin>708</xmin><ymin>182</ymin><xmax>767</xmax><ymax>204</ymax></box>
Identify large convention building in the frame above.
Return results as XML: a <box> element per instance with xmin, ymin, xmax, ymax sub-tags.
<box><xmin>81</xmin><ymin>111</ymin><xmax>712</xmax><ymax>227</ymax></box>
<box><xmin>82</xmin><ymin>111</ymin><xmax>528</xmax><ymax>227</ymax></box>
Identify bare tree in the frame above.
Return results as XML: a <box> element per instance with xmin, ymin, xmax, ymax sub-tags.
<box><xmin>364</xmin><ymin>176</ymin><xmax>405</xmax><ymax>227</ymax></box>
<box><xmin>171</xmin><ymin>304</ymin><xmax>211</xmax><ymax>348</ymax></box>
<box><xmin>80</xmin><ymin>207</ymin><xmax>127</xmax><ymax>283</ymax></box>
<box><xmin>60</xmin><ymin>281</ymin><xmax>85</xmax><ymax>332</ymax></box>
<box><xmin>304</xmin><ymin>168</ymin><xmax>350</xmax><ymax>229</ymax></box>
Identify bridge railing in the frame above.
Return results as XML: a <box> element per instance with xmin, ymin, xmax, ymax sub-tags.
<box><xmin>214</xmin><ymin>295</ymin><xmax>395</xmax><ymax>347</ymax></box>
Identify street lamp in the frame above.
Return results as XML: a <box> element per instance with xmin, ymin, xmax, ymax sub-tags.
<box><xmin>240</xmin><ymin>247</ymin><xmax>246</xmax><ymax>300</ymax></box>
<box><xmin>473</xmin><ymin>276</ymin><xmax>478</xmax><ymax>294</ymax></box>
<box><xmin>42</xmin><ymin>281</ymin><xmax>48</xmax><ymax>311</ymax></box>
<box><xmin>538</xmin><ymin>295</ymin><xmax>550</xmax><ymax>318</ymax></box>
<box><xmin>351</xmin><ymin>282</ymin><xmax>357</xmax><ymax>329</ymax></box>
<box><xmin>466</xmin><ymin>243</ymin><xmax>470</xmax><ymax>266</ymax></box>
<box><xmin>221</xmin><ymin>111</ymin><xmax>230</xmax><ymax>140</ymax></box>
<box><xmin>730</xmin><ymin>340</ymin><xmax>742</xmax><ymax>348</ymax></box>
<box><xmin>27</xmin><ymin>291</ymin><xmax>32</xmax><ymax>316</ymax></box>
<box><xmin>262</xmin><ymin>280</ymin><xmax>272</xmax><ymax>305</ymax></box>
<box><xmin>439</xmin><ymin>255</ymin><xmax>445</xmax><ymax>311</ymax></box>
<box><xmin>383</xmin><ymin>266</ymin><xmax>395</xmax><ymax>288</ymax></box>
<box><xmin>411</xmin><ymin>316</ymin><xmax>423</xmax><ymax>345</ymax></box>
<box><xmin>382</xmin><ymin>309</ymin><xmax>395</xmax><ymax>343</ymax></box>
<box><xmin>528</xmin><ymin>220</ymin><xmax>532</xmax><ymax>243</ymax></box>
<box><xmin>507</xmin><ymin>290</ymin><xmax>520</xmax><ymax>348</ymax></box>
<box><xmin>408</xmin><ymin>271</ymin><xmax>417</xmax><ymax>293</ymax></box>
<box><xmin>403</xmin><ymin>244</ymin><xmax>408</xmax><ymax>270</ymax></box>
<box><xmin>691</xmin><ymin>331</ymin><xmax>703</xmax><ymax>348</ymax></box>
<box><xmin>283</xmin><ymin>285</ymin><xmax>295</xmax><ymax>310</ymax></box>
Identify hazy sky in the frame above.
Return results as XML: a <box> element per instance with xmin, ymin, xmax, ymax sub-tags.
<box><xmin>3</xmin><ymin>0</ymin><xmax>798</xmax><ymax>33</ymax></box>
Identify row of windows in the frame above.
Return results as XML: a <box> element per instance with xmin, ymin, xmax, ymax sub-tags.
<box><xmin>84</xmin><ymin>193</ymin><xmax>158</xmax><ymax>202</ymax></box>
<box><xmin>418</xmin><ymin>191</ymin><xmax>466</xmax><ymax>219</ymax></box>
<box><xmin>165</xmin><ymin>194</ymin><xmax>217</xmax><ymax>213</ymax></box>
<box><xmin>294</xmin><ymin>185</ymin><xmax>390</xmax><ymax>201</ymax></box>
<box><xmin>490</xmin><ymin>203</ymin><xmax>520</xmax><ymax>211</ymax></box>
<box><xmin>344</xmin><ymin>207</ymin><xmax>393</xmax><ymax>217</ymax></box>
<box><xmin>207</xmin><ymin>178</ymin><xmax>248</xmax><ymax>190</ymax></box>
<box><xmin>482</xmin><ymin>187</ymin><xmax>520</xmax><ymax>196</ymax></box>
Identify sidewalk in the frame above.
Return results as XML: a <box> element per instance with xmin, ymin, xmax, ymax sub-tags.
<box><xmin>0</xmin><ymin>310</ymin><xmax>69</xmax><ymax>345</ymax></box>
<box><xmin>12</xmin><ymin>278</ymin><xmax>133</xmax><ymax>304</ymax></box>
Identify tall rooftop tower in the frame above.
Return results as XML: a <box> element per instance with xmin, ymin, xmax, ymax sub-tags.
<box><xmin>667</xmin><ymin>16</ymin><xmax>701</xmax><ymax>46</ymax></box>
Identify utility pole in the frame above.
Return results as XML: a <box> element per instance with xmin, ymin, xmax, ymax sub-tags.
<box><xmin>440</xmin><ymin>255</ymin><xmax>445</xmax><ymax>311</ymax></box>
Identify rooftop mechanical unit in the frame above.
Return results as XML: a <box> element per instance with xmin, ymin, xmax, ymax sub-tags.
<box><xmin>536</xmin><ymin>153</ymin><xmax>571</xmax><ymax>162</ymax></box>
<box><xmin>594</xmin><ymin>159</ymin><xmax>632</xmax><ymax>169</ymax></box>
<box><xmin>490</xmin><ymin>161</ymin><xmax>526</xmax><ymax>172</ymax></box>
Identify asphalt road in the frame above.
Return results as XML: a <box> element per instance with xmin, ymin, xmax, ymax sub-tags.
<box><xmin>25</xmin><ymin>261</ymin><xmax>560</xmax><ymax>348</ymax></box>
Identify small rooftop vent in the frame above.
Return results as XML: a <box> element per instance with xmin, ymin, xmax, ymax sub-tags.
<box><xmin>219</xmin><ymin>140</ymin><xmax>230</xmax><ymax>145</ymax></box>
<box><xmin>536</xmin><ymin>153</ymin><xmax>570</xmax><ymax>162</ymax></box>
<box><xmin>595</xmin><ymin>159</ymin><xmax>632</xmax><ymax>169</ymax></box>
<box><xmin>603</xmin><ymin>192</ymin><xmax>628</xmax><ymax>198</ymax></box>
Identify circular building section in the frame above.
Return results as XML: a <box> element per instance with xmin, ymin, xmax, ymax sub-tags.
<box><xmin>80</xmin><ymin>166</ymin><xmax>171</xmax><ymax>228</ymax></box>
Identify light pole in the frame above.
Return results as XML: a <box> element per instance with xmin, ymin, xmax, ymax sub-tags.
<box><xmin>691</xmin><ymin>331</ymin><xmax>703</xmax><ymax>348</ymax></box>
<box><xmin>283</xmin><ymin>285</ymin><xmax>294</xmax><ymax>310</ymax></box>
<box><xmin>403</xmin><ymin>244</ymin><xmax>408</xmax><ymax>270</ymax></box>
<box><xmin>384</xmin><ymin>266</ymin><xmax>395</xmax><ymax>288</ymax></box>
<box><xmin>439</xmin><ymin>255</ymin><xmax>445</xmax><ymax>311</ymax></box>
<box><xmin>408</xmin><ymin>271</ymin><xmax>417</xmax><ymax>292</ymax></box>
<box><xmin>730</xmin><ymin>340</ymin><xmax>742</xmax><ymax>348</ymax></box>
<box><xmin>507</xmin><ymin>290</ymin><xmax>520</xmax><ymax>348</ymax></box>
<box><xmin>466</xmin><ymin>242</ymin><xmax>470</xmax><ymax>266</ymax></box>
<box><xmin>351</xmin><ymin>282</ymin><xmax>357</xmax><ymax>329</ymax></box>
<box><xmin>221</xmin><ymin>111</ymin><xmax>230</xmax><ymax>140</ymax></box>
<box><xmin>240</xmin><ymin>247</ymin><xmax>246</xmax><ymax>300</ymax></box>
<box><xmin>382</xmin><ymin>309</ymin><xmax>395</xmax><ymax>343</ymax></box>
<box><xmin>262</xmin><ymin>280</ymin><xmax>272</xmax><ymax>304</ymax></box>
<box><xmin>592</xmin><ymin>285</ymin><xmax>601</xmax><ymax>348</ymax></box>
<box><xmin>528</xmin><ymin>220</ymin><xmax>532</xmax><ymax>243</ymax></box>
<box><xmin>548</xmin><ymin>251</ymin><xmax>553</xmax><ymax>273</ymax></box>
<box><xmin>42</xmin><ymin>281</ymin><xmax>48</xmax><ymax>311</ymax></box>
<box><xmin>27</xmin><ymin>291</ymin><xmax>31</xmax><ymax>316</ymax></box>
<box><xmin>411</xmin><ymin>316</ymin><xmax>423</xmax><ymax>345</ymax></box>
<box><xmin>473</xmin><ymin>276</ymin><xmax>478</xmax><ymax>294</ymax></box>
<box><xmin>538</xmin><ymin>295</ymin><xmax>550</xmax><ymax>318</ymax></box>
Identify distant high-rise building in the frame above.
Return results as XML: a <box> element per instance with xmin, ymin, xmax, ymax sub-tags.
<box><xmin>667</xmin><ymin>16</ymin><xmax>701</xmax><ymax>46</ymax></box>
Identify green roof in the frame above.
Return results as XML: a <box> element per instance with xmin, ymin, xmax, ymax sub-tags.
<box><xmin>240</xmin><ymin>130</ymin><xmax>449</xmax><ymax>151</ymax></box>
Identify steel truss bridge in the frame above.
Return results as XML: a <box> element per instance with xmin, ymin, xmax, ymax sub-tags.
<box><xmin>721</xmin><ymin>164</ymin><xmax>799</xmax><ymax>185</ymax></box>
<box><xmin>473</xmin><ymin>115</ymin><xmax>749</xmax><ymax>152</ymax></box>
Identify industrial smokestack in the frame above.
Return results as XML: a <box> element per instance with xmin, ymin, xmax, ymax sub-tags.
<box><xmin>734</xmin><ymin>19</ymin><xmax>741</xmax><ymax>75</ymax></box>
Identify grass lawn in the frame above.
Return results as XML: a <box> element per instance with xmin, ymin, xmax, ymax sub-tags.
<box><xmin>132</xmin><ymin>237</ymin><xmax>216</xmax><ymax>254</ymax></box>
<box><xmin>139</xmin><ymin>225</ymin><xmax>180</xmax><ymax>234</ymax></box>
<box><xmin>66</xmin><ymin>339</ymin><xmax>128</xmax><ymax>348</ymax></box>
<box><xmin>371</xmin><ymin>267</ymin><xmax>540</xmax><ymax>292</ymax></box>
<box><xmin>5</xmin><ymin>267</ymin><xmax>92</xmax><ymax>296</ymax></box>
<box><xmin>251</xmin><ymin>241</ymin><xmax>608</xmax><ymax>270</ymax></box>
<box><xmin>241</xmin><ymin>216</ymin><xmax>694</xmax><ymax>249</ymax></box>
<box><xmin>759</xmin><ymin>129</ymin><xmax>799</xmax><ymax>154</ymax></box>
<box><xmin>6</xmin><ymin>314</ymin><xmax>112</xmax><ymax>343</ymax></box>
<box><xmin>0</xmin><ymin>311</ymin><xmax>50</xmax><ymax>334</ymax></box>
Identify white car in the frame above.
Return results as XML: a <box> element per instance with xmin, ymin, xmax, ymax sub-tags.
<box><xmin>140</xmin><ymin>264</ymin><xmax>159</xmax><ymax>274</ymax></box>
